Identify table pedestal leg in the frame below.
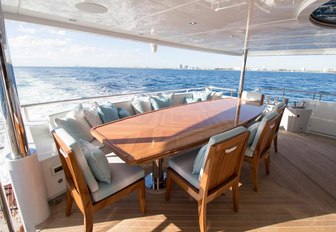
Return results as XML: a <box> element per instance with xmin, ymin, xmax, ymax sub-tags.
<box><xmin>145</xmin><ymin>159</ymin><xmax>166</xmax><ymax>190</ymax></box>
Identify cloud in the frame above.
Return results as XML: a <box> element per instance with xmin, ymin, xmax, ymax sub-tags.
<box><xmin>17</xmin><ymin>25</ymin><xmax>38</xmax><ymax>34</ymax></box>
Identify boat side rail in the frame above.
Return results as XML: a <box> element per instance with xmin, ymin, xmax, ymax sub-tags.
<box><xmin>21</xmin><ymin>86</ymin><xmax>237</xmax><ymax>123</ymax></box>
<box><xmin>257</xmin><ymin>87</ymin><xmax>336</xmax><ymax>103</ymax></box>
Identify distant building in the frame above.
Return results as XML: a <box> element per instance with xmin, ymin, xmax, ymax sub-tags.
<box><xmin>184</xmin><ymin>65</ymin><xmax>188</xmax><ymax>69</ymax></box>
<box><xmin>179</xmin><ymin>64</ymin><xmax>183</xmax><ymax>69</ymax></box>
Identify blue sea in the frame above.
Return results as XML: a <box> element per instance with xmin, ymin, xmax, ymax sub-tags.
<box><xmin>1</xmin><ymin>67</ymin><xmax>336</xmax><ymax>154</ymax></box>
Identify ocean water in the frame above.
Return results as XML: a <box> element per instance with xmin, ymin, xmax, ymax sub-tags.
<box><xmin>0</xmin><ymin>67</ymin><xmax>336</xmax><ymax>153</ymax></box>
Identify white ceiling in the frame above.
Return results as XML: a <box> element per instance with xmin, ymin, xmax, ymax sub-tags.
<box><xmin>2</xmin><ymin>0</ymin><xmax>336</xmax><ymax>56</ymax></box>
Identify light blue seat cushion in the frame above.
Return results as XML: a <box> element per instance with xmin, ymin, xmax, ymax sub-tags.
<box><xmin>78</xmin><ymin>139</ymin><xmax>112</xmax><ymax>184</ymax></box>
<box><xmin>117</xmin><ymin>107</ymin><xmax>131</xmax><ymax>118</ymax></box>
<box><xmin>169</xmin><ymin>149</ymin><xmax>200</xmax><ymax>189</ymax></box>
<box><xmin>98</xmin><ymin>101</ymin><xmax>120</xmax><ymax>123</ymax></box>
<box><xmin>83</xmin><ymin>102</ymin><xmax>103</xmax><ymax>127</ymax></box>
<box><xmin>55</xmin><ymin>104</ymin><xmax>94</xmax><ymax>142</ymax></box>
<box><xmin>192</xmin><ymin>126</ymin><xmax>246</xmax><ymax>176</ymax></box>
<box><xmin>193</xmin><ymin>91</ymin><xmax>211</xmax><ymax>101</ymax></box>
<box><xmin>54</xmin><ymin>128</ymin><xmax>99</xmax><ymax>193</ymax></box>
<box><xmin>247</xmin><ymin>122</ymin><xmax>260</xmax><ymax>146</ymax></box>
<box><xmin>132</xmin><ymin>96</ymin><xmax>152</xmax><ymax>114</ymax></box>
<box><xmin>248</xmin><ymin>111</ymin><xmax>278</xmax><ymax>155</ymax></box>
<box><xmin>184</xmin><ymin>97</ymin><xmax>201</xmax><ymax>104</ymax></box>
<box><xmin>150</xmin><ymin>94</ymin><xmax>173</xmax><ymax>110</ymax></box>
<box><xmin>91</xmin><ymin>163</ymin><xmax>144</xmax><ymax>202</ymax></box>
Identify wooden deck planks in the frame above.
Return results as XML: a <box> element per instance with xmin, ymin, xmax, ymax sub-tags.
<box><xmin>37</xmin><ymin>130</ymin><xmax>336</xmax><ymax>232</ymax></box>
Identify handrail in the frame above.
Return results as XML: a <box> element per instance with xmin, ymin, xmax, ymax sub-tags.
<box><xmin>257</xmin><ymin>87</ymin><xmax>336</xmax><ymax>101</ymax></box>
<box><xmin>20</xmin><ymin>86</ymin><xmax>237</xmax><ymax>122</ymax></box>
<box><xmin>21</xmin><ymin>86</ymin><xmax>236</xmax><ymax>108</ymax></box>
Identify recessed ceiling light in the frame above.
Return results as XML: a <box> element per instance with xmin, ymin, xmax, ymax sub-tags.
<box><xmin>75</xmin><ymin>2</ymin><xmax>108</xmax><ymax>14</ymax></box>
<box><xmin>189</xmin><ymin>22</ymin><xmax>197</xmax><ymax>25</ymax></box>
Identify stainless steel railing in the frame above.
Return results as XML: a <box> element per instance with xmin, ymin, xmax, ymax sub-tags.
<box><xmin>20</xmin><ymin>86</ymin><xmax>237</xmax><ymax>123</ymax></box>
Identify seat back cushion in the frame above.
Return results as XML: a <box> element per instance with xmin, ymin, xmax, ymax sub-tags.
<box><xmin>250</xmin><ymin>111</ymin><xmax>277</xmax><ymax>151</ymax></box>
<box><xmin>97</xmin><ymin>101</ymin><xmax>120</xmax><ymax>123</ymax></box>
<box><xmin>55</xmin><ymin>104</ymin><xmax>94</xmax><ymax>142</ymax></box>
<box><xmin>117</xmin><ymin>107</ymin><xmax>131</xmax><ymax>118</ymax></box>
<box><xmin>83</xmin><ymin>102</ymin><xmax>103</xmax><ymax>127</ymax></box>
<box><xmin>55</xmin><ymin>128</ymin><xmax>99</xmax><ymax>193</ymax></box>
<box><xmin>150</xmin><ymin>94</ymin><xmax>173</xmax><ymax>110</ymax></box>
<box><xmin>172</xmin><ymin>93</ymin><xmax>193</xmax><ymax>105</ymax></box>
<box><xmin>192</xmin><ymin>126</ymin><xmax>246</xmax><ymax>175</ymax></box>
<box><xmin>242</xmin><ymin>91</ymin><xmax>263</xmax><ymax>101</ymax></box>
<box><xmin>78</xmin><ymin>139</ymin><xmax>112</xmax><ymax>184</ymax></box>
<box><xmin>132</xmin><ymin>96</ymin><xmax>152</xmax><ymax>114</ymax></box>
<box><xmin>246</xmin><ymin>122</ymin><xmax>260</xmax><ymax>146</ymax></box>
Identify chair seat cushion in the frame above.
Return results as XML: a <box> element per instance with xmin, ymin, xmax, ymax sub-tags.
<box><xmin>169</xmin><ymin>150</ymin><xmax>200</xmax><ymax>189</ymax></box>
<box><xmin>91</xmin><ymin>162</ymin><xmax>144</xmax><ymax>202</ymax></box>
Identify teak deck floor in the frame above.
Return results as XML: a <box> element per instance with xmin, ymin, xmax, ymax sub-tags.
<box><xmin>38</xmin><ymin>131</ymin><xmax>336</xmax><ymax>232</ymax></box>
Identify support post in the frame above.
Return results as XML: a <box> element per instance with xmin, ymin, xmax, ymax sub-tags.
<box><xmin>238</xmin><ymin>0</ymin><xmax>255</xmax><ymax>99</ymax></box>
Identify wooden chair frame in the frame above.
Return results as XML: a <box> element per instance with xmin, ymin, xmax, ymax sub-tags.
<box><xmin>166</xmin><ymin>131</ymin><xmax>249</xmax><ymax>232</ymax></box>
<box><xmin>244</xmin><ymin>114</ymin><xmax>281</xmax><ymax>192</ymax></box>
<box><xmin>52</xmin><ymin>131</ymin><xmax>146</xmax><ymax>232</ymax></box>
<box><xmin>273</xmin><ymin>106</ymin><xmax>286</xmax><ymax>153</ymax></box>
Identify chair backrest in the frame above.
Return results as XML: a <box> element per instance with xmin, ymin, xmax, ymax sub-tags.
<box><xmin>254</xmin><ymin>113</ymin><xmax>281</xmax><ymax>158</ymax></box>
<box><xmin>274</xmin><ymin>103</ymin><xmax>286</xmax><ymax>135</ymax></box>
<box><xmin>52</xmin><ymin>130</ymin><xmax>92</xmax><ymax>206</ymax></box>
<box><xmin>200</xmin><ymin>127</ymin><xmax>249</xmax><ymax>194</ymax></box>
<box><xmin>242</xmin><ymin>91</ymin><xmax>265</xmax><ymax>105</ymax></box>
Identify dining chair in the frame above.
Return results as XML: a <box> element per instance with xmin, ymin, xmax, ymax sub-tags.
<box><xmin>273</xmin><ymin>102</ymin><xmax>286</xmax><ymax>153</ymax></box>
<box><xmin>52</xmin><ymin>128</ymin><xmax>146</xmax><ymax>232</ymax></box>
<box><xmin>165</xmin><ymin>126</ymin><xmax>249</xmax><ymax>232</ymax></box>
<box><xmin>241</xmin><ymin>91</ymin><xmax>265</xmax><ymax>105</ymax></box>
<box><xmin>245</xmin><ymin>111</ymin><xmax>280</xmax><ymax>192</ymax></box>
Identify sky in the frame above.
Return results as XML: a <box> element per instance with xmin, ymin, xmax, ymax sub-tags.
<box><xmin>4</xmin><ymin>20</ymin><xmax>336</xmax><ymax>71</ymax></box>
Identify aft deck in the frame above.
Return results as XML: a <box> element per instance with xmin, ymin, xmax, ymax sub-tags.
<box><xmin>37</xmin><ymin>130</ymin><xmax>336</xmax><ymax>232</ymax></box>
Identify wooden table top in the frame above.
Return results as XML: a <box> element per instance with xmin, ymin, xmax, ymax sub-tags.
<box><xmin>91</xmin><ymin>98</ymin><xmax>265</xmax><ymax>165</ymax></box>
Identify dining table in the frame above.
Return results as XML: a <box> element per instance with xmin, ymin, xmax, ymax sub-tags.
<box><xmin>91</xmin><ymin>97</ymin><xmax>266</xmax><ymax>190</ymax></box>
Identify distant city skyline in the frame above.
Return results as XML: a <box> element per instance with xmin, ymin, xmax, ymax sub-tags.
<box><xmin>4</xmin><ymin>20</ymin><xmax>336</xmax><ymax>72</ymax></box>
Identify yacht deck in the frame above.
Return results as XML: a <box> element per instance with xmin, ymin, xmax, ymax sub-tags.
<box><xmin>37</xmin><ymin>130</ymin><xmax>336</xmax><ymax>232</ymax></box>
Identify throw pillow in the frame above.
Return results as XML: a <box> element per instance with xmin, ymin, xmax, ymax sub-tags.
<box><xmin>78</xmin><ymin>139</ymin><xmax>112</xmax><ymax>184</ymax></box>
<box><xmin>117</xmin><ymin>107</ymin><xmax>131</xmax><ymax>118</ymax></box>
<box><xmin>193</xmin><ymin>91</ymin><xmax>211</xmax><ymax>101</ymax></box>
<box><xmin>132</xmin><ymin>96</ymin><xmax>152</xmax><ymax>114</ymax></box>
<box><xmin>97</xmin><ymin>101</ymin><xmax>120</xmax><ymax>123</ymax></box>
<box><xmin>55</xmin><ymin>104</ymin><xmax>94</xmax><ymax>142</ymax></box>
<box><xmin>184</xmin><ymin>97</ymin><xmax>201</xmax><ymax>104</ymax></box>
<box><xmin>83</xmin><ymin>102</ymin><xmax>103</xmax><ymax>127</ymax></box>
<box><xmin>210</xmin><ymin>91</ymin><xmax>223</xmax><ymax>100</ymax></box>
<box><xmin>150</xmin><ymin>94</ymin><xmax>173</xmax><ymax>110</ymax></box>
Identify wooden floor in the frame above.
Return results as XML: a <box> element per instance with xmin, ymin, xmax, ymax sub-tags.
<box><xmin>37</xmin><ymin>131</ymin><xmax>336</xmax><ymax>232</ymax></box>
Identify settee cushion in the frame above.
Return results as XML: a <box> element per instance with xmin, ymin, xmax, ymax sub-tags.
<box><xmin>117</xmin><ymin>107</ymin><xmax>131</xmax><ymax>118</ymax></box>
<box><xmin>91</xmin><ymin>162</ymin><xmax>144</xmax><ymax>202</ymax></box>
<box><xmin>185</xmin><ymin>97</ymin><xmax>201</xmax><ymax>104</ymax></box>
<box><xmin>79</xmin><ymin>139</ymin><xmax>112</xmax><ymax>184</ymax></box>
<box><xmin>55</xmin><ymin>104</ymin><xmax>94</xmax><ymax>142</ymax></box>
<box><xmin>98</xmin><ymin>101</ymin><xmax>120</xmax><ymax>123</ymax></box>
<box><xmin>132</xmin><ymin>96</ymin><xmax>152</xmax><ymax>114</ymax></box>
<box><xmin>150</xmin><ymin>94</ymin><xmax>173</xmax><ymax>110</ymax></box>
<box><xmin>55</xmin><ymin>128</ymin><xmax>99</xmax><ymax>193</ymax></box>
<box><xmin>83</xmin><ymin>102</ymin><xmax>103</xmax><ymax>127</ymax></box>
<box><xmin>193</xmin><ymin>91</ymin><xmax>211</xmax><ymax>101</ymax></box>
